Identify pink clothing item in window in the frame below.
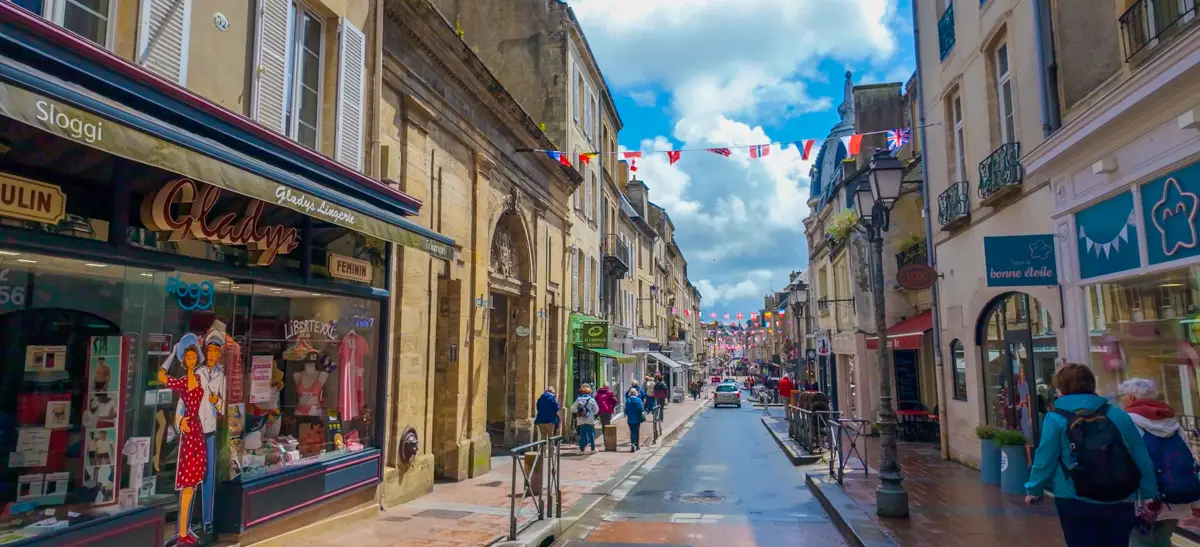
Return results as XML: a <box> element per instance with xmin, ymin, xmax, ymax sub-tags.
<box><xmin>339</xmin><ymin>332</ymin><xmax>370</xmax><ymax>421</ymax></box>
<box><xmin>295</xmin><ymin>374</ymin><xmax>325</xmax><ymax>416</ymax></box>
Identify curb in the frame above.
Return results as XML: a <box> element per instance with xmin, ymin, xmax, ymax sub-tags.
<box><xmin>494</xmin><ymin>401</ymin><xmax>711</xmax><ymax>547</ymax></box>
<box><xmin>760</xmin><ymin>415</ymin><xmax>821</xmax><ymax>466</ymax></box>
<box><xmin>805</xmin><ymin>473</ymin><xmax>898</xmax><ymax>547</ymax></box>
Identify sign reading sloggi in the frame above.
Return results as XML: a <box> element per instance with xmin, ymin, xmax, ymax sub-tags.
<box><xmin>36</xmin><ymin>100</ymin><xmax>103</xmax><ymax>144</ymax></box>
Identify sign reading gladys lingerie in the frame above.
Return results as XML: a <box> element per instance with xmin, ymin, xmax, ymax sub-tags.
<box><xmin>983</xmin><ymin>234</ymin><xmax>1058</xmax><ymax>287</ymax></box>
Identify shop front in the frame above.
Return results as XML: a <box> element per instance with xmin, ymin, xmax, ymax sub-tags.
<box><xmin>866</xmin><ymin>311</ymin><xmax>936</xmax><ymax>413</ymax></box>
<box><xmin>565</xmin><ymin>315</ymin><xmax>632</xmax><ymax>406</ymax></box>
<box><xmin>0</xmin><ymin>13</ymin><xmax>452</xmax><ymax>547</ymax></box>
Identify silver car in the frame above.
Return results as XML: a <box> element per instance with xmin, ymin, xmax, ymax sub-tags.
<box><xmin>713</xmin><ymin>383</ymin><xmax>741</xmax><ymax>408</ymax></box>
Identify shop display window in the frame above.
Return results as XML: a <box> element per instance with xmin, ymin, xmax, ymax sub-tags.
<box><xmin>979</xmin><ymin>293</ymin><xmax>1058</xmax><ymax>442</ymax></box>
<box><xmin>0</xmin><ymin>249</ymin><xmax>380</xmax><ymax>545</ymax></box>
<box><xmin>1085</xmin><ymin>266</ymin><xmax>1200</xmax><ymax>417</ymax></box>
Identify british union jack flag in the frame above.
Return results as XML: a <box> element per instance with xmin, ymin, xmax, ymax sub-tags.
<box><xmin>886</xmin><ymin>128</ymin><xmax>911</xmax><ymax>152</ymax></box>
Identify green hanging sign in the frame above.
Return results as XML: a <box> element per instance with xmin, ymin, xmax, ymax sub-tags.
<box><xmin>579</xmin><ymin>322</ymin><xmax>609</xmax><ymax>349</ymax></box>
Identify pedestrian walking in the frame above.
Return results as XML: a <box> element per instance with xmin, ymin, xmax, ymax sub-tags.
<box><xmin>1024</xmin><ymin>363</ymin><xmax>1157</xmax><ymax>547</ymax></box>
<box><xmin>595</xmin><ymin>385</ymin><xmax>617</xmax><ymax>427</ymax></box>
<box><xmin>1119</xmin><ymin>378</ymin><xmax>1200</xmax><ymax>547</ymax></box>
<box><xmin>571</xmin><ymin>384</ymin><xmax>599</xmax><ymax>452</ymax></box>
<box><xmin>625</xmin><ymin>388</ymin><xmax>645</xmax><ymax>451</ymax></box>
<box><xmin>534</xmin><ymin>386</ymin><xmax>559</xmax><ymax>441</ymax></box>
<box><xmin>653</xmin><ymin>375</ymin><xmax>669</xmax><ymax>408</ymax></box>
<box><xmin>779</xmin><ymin>374</ymin><xmax>795</xmax><ymax>405</ymax></box>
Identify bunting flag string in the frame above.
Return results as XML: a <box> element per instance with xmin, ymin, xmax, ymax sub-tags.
<box><xmin>527</xmin><ymin>123</ymin><xmax>941</xmax><ymax>168</ymax></box>
<box><xmin>1079</xmin><ymin>211</ymin><xmax>1136</xmax><ymax>258</ymax></box>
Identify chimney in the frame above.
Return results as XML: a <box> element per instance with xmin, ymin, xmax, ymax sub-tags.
<box><xmin>626</xmin><ymin>178</ymin><xmax>649</xmax><ymax>216</ymax></box>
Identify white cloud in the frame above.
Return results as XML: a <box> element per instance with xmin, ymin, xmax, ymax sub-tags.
<box><xmin>569</xmin><ymin>0</ymin><xmax>910</xmax><ymax>312</ymax></box>
<box><xmin>627</xmin><ymin>90</ymin><xmax>657</xmax><ymax>107</ymax></box>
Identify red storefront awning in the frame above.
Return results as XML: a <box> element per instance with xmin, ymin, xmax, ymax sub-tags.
<box><xmin>866</xmin><ymin>311</ymin><xmax>933</xmax><ymax>350</ymax></box>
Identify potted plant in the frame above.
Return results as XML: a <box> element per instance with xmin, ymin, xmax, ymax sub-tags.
<box><xmin>826</xmin><ymin>210</ymin><xmax>858</xmax><ymax>243</ymax></box>
<box><xmin>976</xmin><ymin>426</ymin><xmax>1001</xmax><ymax>485</ymax></box>
<box><xmin>993</xmin><ymin>429</ymin><xmax>1030</xmax><ymax>495</ymax></box>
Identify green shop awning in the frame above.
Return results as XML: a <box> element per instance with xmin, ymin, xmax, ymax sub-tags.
<box><xmin>588</xmin><ymin>348</ymin><xmax>636</xmax><ymax>363</ymax></box>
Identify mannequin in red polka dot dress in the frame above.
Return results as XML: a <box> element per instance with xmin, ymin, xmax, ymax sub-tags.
<box><xmin>158</xmin><ymin>334</ymin><xmax>207</xmax><ymax>545</ymax></box>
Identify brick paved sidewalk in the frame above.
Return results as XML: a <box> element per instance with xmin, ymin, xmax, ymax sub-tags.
<box><xmin>812</xmin><ymin>436</ymin><xmax>1064</xmax><ymax>547</ymax></box>
<box><xmin>286</xmin><ymin>397</ymin><xmax>708</xmax><ymax>547</ymax></box>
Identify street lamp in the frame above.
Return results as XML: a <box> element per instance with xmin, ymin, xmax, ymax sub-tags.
<box><xmin>854</xmin><ymin>149</ymin><xmax>908</xmax><ymax>518</ymax></box>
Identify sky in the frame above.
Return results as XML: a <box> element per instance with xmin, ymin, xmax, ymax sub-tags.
<box><xmin>568</xmin><ymin>0</ymin><xmax>917</xmax><ymax>318</ymax></box>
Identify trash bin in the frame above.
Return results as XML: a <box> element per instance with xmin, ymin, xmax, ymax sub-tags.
<box><xmin>603</xmin><ymin>425</ymin><xmax>618</xmax><ymax>451</ymax></box>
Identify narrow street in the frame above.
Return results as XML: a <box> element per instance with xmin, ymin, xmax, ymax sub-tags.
<box><xmin>557</xmin><ymin>390</ymin><xmax>845</xmax><ymax>546</ymax></box>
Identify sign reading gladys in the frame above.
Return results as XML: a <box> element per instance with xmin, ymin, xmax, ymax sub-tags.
<box><xmin>983</xmin><ymin>234</ymin><xmax>1058</xmax><ymax>287</ymax></box>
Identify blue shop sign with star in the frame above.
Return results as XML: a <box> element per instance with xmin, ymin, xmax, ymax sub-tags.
<box><xmin>983</xmin><ymin>234</ymin><xmax>1059</xmax><ymax>287</ymax></box>
<box><xmin>1141</xmin><ymin>162</ymin><xmax>1200</xmax><ymax>266</ymax></box>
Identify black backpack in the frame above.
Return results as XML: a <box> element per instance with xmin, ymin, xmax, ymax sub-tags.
<box><xmin>1054</xmin><ymin>403</ymin><xmax>1141</xmax><ymax>502</ymax></box>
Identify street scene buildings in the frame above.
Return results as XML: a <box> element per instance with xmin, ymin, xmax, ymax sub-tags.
<box><xmin>6</xmin><ymin>0</ymin><xmax>1200</xmax><ymax>546</ymax></box>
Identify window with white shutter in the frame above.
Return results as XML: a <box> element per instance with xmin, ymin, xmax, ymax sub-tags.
<box><xmin>39</xmin><ymin>0</ymin><xmax>116</xmax><ymax>48</ymax></box>
<box><xmin>252</xmin><ymin>0</ymin><xmax>290</xmax><ymax>134</ymax></box>
<box><xmin>571</xmin><ymin>251</ymin><xmax>579</xmax><ymax>311</ymax></box>
<box><xmin>583</xmin><ymin>256</ymin><xmax>591</xmax><ymax>314</ymax></box>
<box><xmin>137</xmin><ymin>0</ymin><xmax>192</xmax><ymax>85</ymax></box>
<box><xmin>335</xmin><ymin>18</ymin><xmax>366</xmax><ymax>171</ymax></box>
<box><xmin>592</xmin><ymin>172</ymin><xmax>600</xmax><ymax>222</ymax></box>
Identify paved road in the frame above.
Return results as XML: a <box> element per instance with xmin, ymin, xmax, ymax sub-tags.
<box><xmin>556</xmin><ymin>391</ymin><xmax>846</xmax><ymax>546</ymax></box>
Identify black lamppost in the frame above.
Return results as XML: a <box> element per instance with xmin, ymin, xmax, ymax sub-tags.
<box><xmin>852</xmin><ymin>149</ymin><xmax>909</xmax><ymax>518</ymax></box>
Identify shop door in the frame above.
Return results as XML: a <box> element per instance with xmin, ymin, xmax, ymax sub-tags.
<box><xmin>1005</xmin><ymin>329</ymin><xmax>1038</xmax><ymax>442</ymax></box>
<box><xmin>894</xmin><ymin>350</ymin><xmax>921</xmax><ymax>409</ymax></box>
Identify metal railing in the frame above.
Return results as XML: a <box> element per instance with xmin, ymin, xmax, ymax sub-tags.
<box><xmin>938</xmin><ymin>181</ymin><xmax>971</xmax><ymax>228</ymax></box>
<box><xmin>603</xmin><ymin>234</ymin><xmax>631</xmax><ymax>274</ymax></box>
<box><xmin>938</xmin><ymin>2</ymin><xmax>956</xmax><ymax>61</ymax></box>
<box><xmin>978</xmin><ymin>142</ymin><xmax>1023</xmax><ymax>203</ymax></box>
<box><xmin>895</xmin><ymin>246</ymin><xmax>928</xmax><ymax>270</ymax></box>
<box><xmin>507</xmin><ymin>436</ymin><xmax>562</xmax><ymax>540</ymax></box>
<box><xmin>788</xmin><ymin>407</ymin><xmax>841</xmax><ymax>454</ymax></box>
<box><xmin>828</xmin><ymin>419</ymin><xmax>870</xmax><ymax>485</ymax></box>
<box><xmin>1120</xmin><ymin>0</ymin><xmax>1197</xmax><ymax>61</ymax></box>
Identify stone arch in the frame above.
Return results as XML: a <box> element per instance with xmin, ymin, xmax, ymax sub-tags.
<box><xmin>489</xmin><ymin>191</ymin><xmax>534</xmax><ymax>286</ymax></box>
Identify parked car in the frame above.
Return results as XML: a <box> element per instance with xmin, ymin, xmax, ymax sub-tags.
<box><xmin>713</xmin><ymin>384</ymin><xmax>741</xmax><ymax>408</ymax></box>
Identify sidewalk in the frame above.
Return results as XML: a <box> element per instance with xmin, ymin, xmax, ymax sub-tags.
<box><xmin>278</xmin><ymin>396</ymin><xmax>710</xmax><ymax>547</ymax></box>
<box><xmin>807</xmin><ymin>436</ymin><xmax>1065</xmax><ymax>547</ymax></box>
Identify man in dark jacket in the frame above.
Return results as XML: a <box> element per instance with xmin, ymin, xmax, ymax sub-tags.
<box><xmin>653</xmin><ymin>375</ymin><xmax>669</xmax><ymax>408</ymax></box>
<box><xmin>534</xmin><ymin>387</ymin><xmax>559</xmax><ymax>440</ymax></box>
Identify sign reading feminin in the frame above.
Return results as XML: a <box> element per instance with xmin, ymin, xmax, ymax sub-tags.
<box><xmin>983</xmin><ymin>234</ymin><xmax>1058</xmax><ymax>287</ymax></box>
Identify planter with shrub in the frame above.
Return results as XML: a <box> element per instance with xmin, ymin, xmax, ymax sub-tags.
<box><xmin>976</xmin><ymin>426</ymin><xmax>1001</xmax><ymax>484</ymax></box>
<box><xmin>993</xmin><ymin>429</ymin><xmax>1030</xmax><ymax>495</ymax></box>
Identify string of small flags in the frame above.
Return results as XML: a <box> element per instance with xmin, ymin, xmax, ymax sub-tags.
<box><xmin>535</xmin><ymin>125</ymin><xmax>928</xmax><ymax>169</ymax></box>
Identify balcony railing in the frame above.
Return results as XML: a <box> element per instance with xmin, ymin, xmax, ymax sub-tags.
<box><xmin>938</xmin><ymin>181</ymin><xmax>971</xmax><ymax>230</ymax></box>
<box><xmin>1119</xmin><ymin>0</ymin><xmax>1197</xmax><ymax>61</ymax></box>
<box><xmin>938</xmin><ymin>2</ymin><xmax>956</xmax><ymax>61</ymax></box>
<box><xmin>896</xmin><ymin>246</ymin><xmax>928</xmax><ymax>270</ymax></box>
<box><xmin>603</xmin><ymin>234</ymin><xmax>630</xmax><ymax>277</ymax></box>
<box><xmin>978</xmin><ymin>142</ymin><xmax>1023</xmax><ymax>205</ymax></box>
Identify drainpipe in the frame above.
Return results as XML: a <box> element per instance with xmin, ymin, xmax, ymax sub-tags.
<box><xmin>911</xmin><ymin>0</ymin><xmax>951</xmax><ymax>461</ymax></box>
<box><xmin>1034</xmin><ymin>0</ymin><xmax>1062</xmax><ymax>136</ymax></box>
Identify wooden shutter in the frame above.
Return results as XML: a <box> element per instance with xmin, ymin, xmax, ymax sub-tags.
<box><xmin>571</xmin><ymin>252</ymin><xmax>580</xmax><ymax>311</ymax></box>
<box><xmin>583</xmin><ymin>256</ymin><xmax>591</xmax><ymax>314</ymax></box>
<box><xmin>252</xmin><ymin>0</ymin><xmax>290</xmax><ymax>134</ymax></box>
<box><xmin>335</xmin><ymin>18</ymin><xmax>366</xmax><ymax>171</ymax></box>
<box><xmin>137</xmin><ymin>0</ymin><xmax>192</xmax><ymax>85</ymax></box>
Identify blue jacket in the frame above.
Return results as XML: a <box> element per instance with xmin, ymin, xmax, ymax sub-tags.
<box><xmin>534</xmin><ymin>391</ymin><xmax>560</xmax><ymax>424</ymax></box>
<box><xmin>1024</xmin><ymin>393</ymin><xmax>1158</xmax><ymax>503</ymax></box>
<box><xmin>624</xmin><ymin>395</ymin><xmax>645</xmax><ymax>424</ymax></box>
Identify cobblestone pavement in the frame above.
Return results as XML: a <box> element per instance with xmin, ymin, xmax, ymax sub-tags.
<box><xmin>555</xmin><ymin>391</ymin><xmax>845</xmax><ymax>547</ymax></box>
<box><xmin>292</xmin><ymin>396</ymin><xmax>709</xmax><ymax>547</ymax></box>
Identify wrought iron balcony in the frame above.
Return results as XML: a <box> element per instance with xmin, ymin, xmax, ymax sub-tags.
<box><xmin>1119</xmin><ymin>0</ymin><xmax>1197</xmax><ymax>61</ymax></box>
<box><xmin>938</xmin><ymin>181</ymin><xmax>971</xmax><ymax>230</ymax></box>
<box><xmin>978</xmin><ymin>142</ymin><xmax>1023</xmax><ymax>206</ymax></box>
<box><xmin>603</xmin><ymin>234</ymin><xmax>630</xmax><ymax>278</ymax></box>
<box><xmin>896</xmin><ymin>245</ymin><xmax>928</xmax><ymax>270</ymax></box>
<box><xmin>938</xmin><ymin>2</ymin><xmax>955</xmax><ymax>61</ymax></box>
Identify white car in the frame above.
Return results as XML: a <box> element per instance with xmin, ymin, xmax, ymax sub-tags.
<box><xmin>713</xmin><ymin>383</ymin><xmax>741</xmax><ymax>408</ymax></box>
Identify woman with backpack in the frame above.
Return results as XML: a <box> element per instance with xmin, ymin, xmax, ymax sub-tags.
<box><xmin>1119</xmin><ymin>378</ymin><xmax>1200</xmax><ymax>546</ymax></box>
<box><xmin>571</xmin><ymin>384</ymin><xmax>599</xmax><ymax>452</ymax></box>
<box><xmin>1024</xmin><ymin>363</ymin><xmax>1158</xmax><ymax>547</ymax></box>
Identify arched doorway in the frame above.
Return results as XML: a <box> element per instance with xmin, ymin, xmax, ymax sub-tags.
<box><xmin>486</xmin><ymin>209</ymin><xmax>533</xmax><ymax>448</ymax></box>
<box><xmin>975</xmin><ymin>292</ymin><xmax>1059</xmax><ymax>444</ymax></box>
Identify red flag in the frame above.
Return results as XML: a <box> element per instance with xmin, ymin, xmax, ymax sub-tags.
<box><xmin>667</xmin><ymin>150</ymin><xmax>681</xmax><ymax>165</ymax></box>
<box><xmin>797</xmin><ymin>139</ymin><xmax>815</xmax><ymax>160</ymax></box>
<box><xmin>623</xmin><ymin>151</ymin><xmax>642</xmax><ymax>159</ymax></box>
<box><xmin>630</xmin><ymin>159</ymin><xmax>638</xmax><ymax>172</ymax></box>
<box><xmin>841</xmin><ymin>134</ymin><xmax>864</xmax><ymax>156</ymax></box>
<box><xmin>579</xmin><ymin>153</ymin><xmax>596</xmax><ymax>164</ymax></box>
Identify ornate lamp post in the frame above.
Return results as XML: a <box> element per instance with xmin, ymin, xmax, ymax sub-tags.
<box><xmin>853</xmin><ymin>149</ymin><xmax>908</xmax><ymax>518</ymax></box>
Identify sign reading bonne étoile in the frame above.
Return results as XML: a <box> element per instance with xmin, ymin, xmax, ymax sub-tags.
<box><xmin>983</xmin><ymin>234</ymin><xmax>1058</xmax><ymax>287</ymax></box>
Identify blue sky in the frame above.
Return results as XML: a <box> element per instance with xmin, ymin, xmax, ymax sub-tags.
<box><xmin>570</xmin><ymin>0</ymin><xmax>917</xmax><ymax>317</ymax></box>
